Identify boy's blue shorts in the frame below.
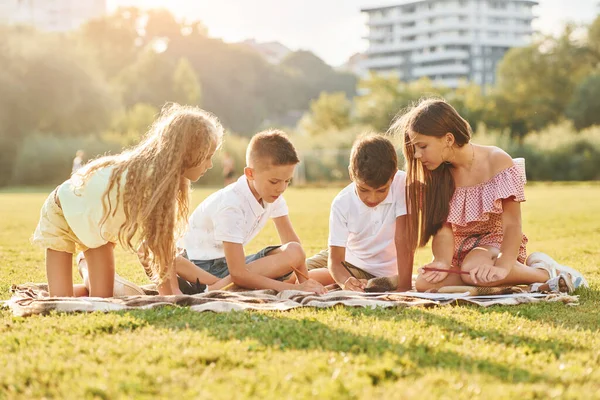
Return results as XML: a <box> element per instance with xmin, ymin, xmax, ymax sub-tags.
<box><xmin>178</xmin><ymin>245</ymin><xmax>294</xmax><ymax>294</ymax></box>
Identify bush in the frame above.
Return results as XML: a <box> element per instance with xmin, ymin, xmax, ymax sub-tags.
<box><xmin>8</xmin><ymin>122</ymin><xmax>600</xmax><ymax>187</ymax></box>
<box><xmin>11</xmin><ymin>134</ymin><xmax>123</xmax><ymax>186</ymax></box>
<box><xmin>473</xmin><ymin>122</ymin><xmax>600</xmax><ymax>181</ymax></box>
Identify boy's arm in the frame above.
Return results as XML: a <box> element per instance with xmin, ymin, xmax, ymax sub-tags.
<box><xmin>272</xmin><ymin>215</ymin><xmax>301</xmax><ymax>244</ymax></box>
<box><xmin>328</xmin><ymin>246</ymin><xmax>365</xmax><ymax>292</ymax></box>
<box><xmin>395</xmin><ymin>215</ymin><xmax>414</xmax><ymax>291</ymax></box>
<box><xmin>223</xmin><ymin>242</ymin><xmax>299</xmax><ymax>291</ymax></box>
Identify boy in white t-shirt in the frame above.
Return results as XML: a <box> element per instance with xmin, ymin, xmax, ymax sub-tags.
<box><xmin>174</xmin><ymin>130</ymin><xmax>325</xmax><ymax>294</ymax></box>
<box><xmin>306</xmin><ymin>134</ymin><xmax>414</xmax><ymax>292</ymax></box>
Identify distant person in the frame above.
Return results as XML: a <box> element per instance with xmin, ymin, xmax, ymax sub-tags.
<box><xmin>222</xmin><ymin>151</ymin><xmax>236</xmax><ymax>186</ymax></box>
<box><xmin>391</xmin><ymin>98</ymin><xmax>588</xmax><ymax>292</ymax></box>
<box><xmin>32</xmin><ymin>104</ymin><xmax>223</xmax><ymax>298</ymax></box>
<box><xmin>72</xmin><ymin>150</ymin><xmax>85</xmax><ymax>175</ymax></box>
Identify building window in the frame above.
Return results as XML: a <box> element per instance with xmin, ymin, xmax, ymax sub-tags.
<box><xmin>489</xmin><ymin>17</ymin><xmax>508</xmax><ymax>24</ymax></box>
<box><xmin>488</xmin><ymin>1</ymin><xmax>508</xmax><ymax>9</ymax></box>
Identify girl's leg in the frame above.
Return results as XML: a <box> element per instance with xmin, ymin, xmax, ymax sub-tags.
<box><xmin>414</xmin><ymin>271</ymin><xmax>464</xmax><ymax>292</ymax></box>
<box><xmin>460</xmin><ymin>246</ymin><xmax>549</xmax><ymax>286</ymax></box>
<box><xmin>46</xmin><ymin>249</ymin><xmax>74</xmax><ymax>297</ymax></box>
<box><xmin>73</xmin><ymin>284</ymin><xmax>89</xmax><ymax>297</ymax></box>
<box><xmin>165</xmin><ymin>261</ymin><xmax>184</xmax><ymax>296</ymax></box>
<box><xmin>83</xmin><ymin>243</ymin><xmax>115</xmax><ymax>298</ymax></box>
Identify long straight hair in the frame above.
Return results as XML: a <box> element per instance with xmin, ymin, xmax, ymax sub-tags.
<box><xmin>389</xmin><ymin>98</ymin><xmax>471</xmax><ymax>251</ymax></box>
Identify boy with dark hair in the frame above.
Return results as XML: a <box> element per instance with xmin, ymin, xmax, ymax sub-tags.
<box><xmin>175</xmin><ymin>130</ymin><xmax>325</xmax><ymax>294</ymax></box>
<box><xmin>306</xmin><ymin>134</ymin><xmax>414</xmax><ymax>292</ymax></box>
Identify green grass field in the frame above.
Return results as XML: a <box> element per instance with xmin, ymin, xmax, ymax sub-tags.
<box><xmin>1</xmin><ymin>184</ymin><xmax>599</xmax><ymax>399</ymax></box>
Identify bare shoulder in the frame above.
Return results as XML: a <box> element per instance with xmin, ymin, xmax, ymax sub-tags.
<box><xmin>485</xmin><ymin>146</ymin><xmax>514</xmax><ymax>175</ymax></box>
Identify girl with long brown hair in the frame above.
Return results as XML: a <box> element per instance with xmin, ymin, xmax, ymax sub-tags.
<box><xmin>32</xmin><ymin>104</ymin><xmax>223</xmax><ymax>297</ymax></box>
<box><xmin>390</xmin><ymin>98</ymin><xmax>587</xmax><ymax>292</ymax></box>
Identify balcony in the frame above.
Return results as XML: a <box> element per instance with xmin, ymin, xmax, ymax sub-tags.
<box><xmin>362</xmin><ymin>55</ymin><xmax>406</xmax><ymax>70</ymax></box>
<box><xmin>411</xmin><ymin>49</ymin><xmax>470</xmax><ymax>63</ymax></box>
<box><xmin>412</xmin><ymin>63</ymin><xmax>470</xmax><ymax>78</ymax></box>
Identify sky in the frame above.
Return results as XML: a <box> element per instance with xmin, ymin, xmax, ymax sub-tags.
<box><xmin>109</xmin><ymin>0</ymin><xmax>599</xmax><ymax>66</ymax></box>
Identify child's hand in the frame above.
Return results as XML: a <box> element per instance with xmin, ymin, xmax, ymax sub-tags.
<box><xmin>419</xmin><ymin>261</ymin><xmax>451</xmax><ymax>283</ymax></box>
<box><xmin>342</xmin><ymin>277</ymin><xmax>367</xmax><ymax>292</ymax></box>
<box><xmin>468</xmin><ymin>265</ymin><xmax>509</xmax><ymax>284</ymax></box>
<box><xmin>298</xmin><ymin>279</ymin><xmax>327</xmax><ymax>294</ymax></box>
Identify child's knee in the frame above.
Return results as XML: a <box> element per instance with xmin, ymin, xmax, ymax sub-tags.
<box><xmin>281</xmin><ymin>242</ymin><xmax>305</xmax><ymax>265</ymax></box>
<box><xmin>414</xmin><ymin>274</ymin><xmax>432</xmax><ymax>292</ymax></box>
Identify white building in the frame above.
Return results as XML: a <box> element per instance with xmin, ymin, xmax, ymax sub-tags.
<box><xmin>361</xmin><ymin>0</ymin><xmax>537</xmax><ymax>88</ymax></box>
<box><xmin>0</xmin><ymin>0</ymin><xmax>107</xmax><ymax>32</ymax></box>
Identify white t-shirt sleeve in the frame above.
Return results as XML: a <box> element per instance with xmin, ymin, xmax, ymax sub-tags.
<box><xmin>271</xmin><ymin>196</ymin><xmax>289</xmax><ymax>218</ymax></box>
<box><xmin>213</xmin><ymin>206</ymin><xmax>245</xmax><ymax>243</ymax></box>
<box><xmin>394</xmin><ymin>171</ymin><xmax>408</xmax><ymax>217</ymax></box>
<box><xmin>328</xmin><ymin>198</ymin><xmax>349</xmax><ymax>247</ymax></box>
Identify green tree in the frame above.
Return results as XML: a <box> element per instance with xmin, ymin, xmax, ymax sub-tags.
<box><xmin>281</xmin><ymin>51</ymin><xmax>357</xmax><ymax>106</ymax></box>
<box><xmin>446</xmin><ymin>82</ymin><xmax>488</xmax><ymax>131</ymax></box>
<box><xmin>492</xmin><ymin>24</ymin><xmax>596</xmax><ymax>138</ymax></box>
<box><xmin>355</xmin><ymin>75</ymin><xmax>448</xmax><ymax>132</ymax></box>
<box><xmin>78</xmin><ymin>7</ymin><xmax>142</xmax><ymax>79</ymax></box>
<box><xmin>145</xmin><ymin>8</ymin><xmax>181</xmax><ymax>41</ymax></box>
<box><xmin>588</xmin><ymin>16</ymin><xmax>600</xmax><ymax>63</ymax></box>
<box><xmin>0</xmin><ymin>27</ymin><xmax>115</xmax><ymax>185</ymax></box>
<box><xmin>172</xmin><ymin>57</ymin><xmax>202</xmax><ymax>105</ymax></box>
<box><xmin>116</xmin><ymin>49</ymin><xmax>175</xmax><ymax>108</ymax></box>
<box><xmin>108</xmin><ymin>103</ymin><xmax>159</xmax><ymax>146</ymax></box>
<box><xmin>299</xmin><ymin>92</ymin><xmax>352</xmax><ymax>136</ymax></box>
<box><xmin>566</xmin><ymin>73</ymin><xmax>600</xmax><ymax>130</ymax></box>
<box><xmin>355</xmin><ymin>74</ymin><xmax>408</xmax><ymax>132</ymax></box>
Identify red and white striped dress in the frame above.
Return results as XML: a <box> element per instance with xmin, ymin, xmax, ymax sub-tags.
<box><xmin>447</xmin><ymin>160</ymin><xmax>528</xmax><ymax>267</ymax></box>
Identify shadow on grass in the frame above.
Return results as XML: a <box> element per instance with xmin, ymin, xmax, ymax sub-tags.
<box><xmin>340</xmin><ymin>307</ymin><xmax>589</xmax><ymax>356</ymax></box>
<box><xmin>479</xmin><ymin>287</ymin><xmax>600</xmax><ymax>332</ymax></box>
<box><xmin>123</xmin><ymin>307</ymin><xmax>549</xmax><ymax>385</ymax></box>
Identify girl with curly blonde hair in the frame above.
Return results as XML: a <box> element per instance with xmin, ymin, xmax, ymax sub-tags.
<box><xmin>32</xmin><ymin>104</ymin><xmax>223</xmax><ymax>297</ymax></box>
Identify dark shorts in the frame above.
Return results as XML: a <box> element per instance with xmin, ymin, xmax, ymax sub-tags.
<box><xmin>306</xmin><ymin>249</ymin><xmax>376</xmax><ymax>280</ymax></box>
<box><xmin>178</xmin><ymin>245</ymin><xmax>289</xmax><ymax>294</ymax></box>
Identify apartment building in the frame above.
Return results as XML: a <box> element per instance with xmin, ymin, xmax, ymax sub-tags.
<box><xmin>361</xmin><ymin>0</ymin><xmax>537</xmax><ymax>87</ymax></box>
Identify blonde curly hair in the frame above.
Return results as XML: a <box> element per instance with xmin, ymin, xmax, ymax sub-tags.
<box><xmin>76</xmin><ymin>103</ymin><xmax>223</xmax><ymax>283</ymax></box>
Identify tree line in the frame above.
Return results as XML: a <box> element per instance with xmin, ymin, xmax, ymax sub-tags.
<box><xmin>0</xmin><ymin>8</ymin><xmax>599</xmax><ymax>186</ymax></box>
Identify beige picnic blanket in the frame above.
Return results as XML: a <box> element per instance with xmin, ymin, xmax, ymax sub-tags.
<box><xmin>2</xmin><ymin>283</ymin><xmax>578</xmax><ymax>317</ymax></box>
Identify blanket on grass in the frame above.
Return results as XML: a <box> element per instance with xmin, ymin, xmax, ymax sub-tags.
<box><xmin>2</xmin><ymin>283</ymin><xmax>578</xmax><ymax>317</ymax></box>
